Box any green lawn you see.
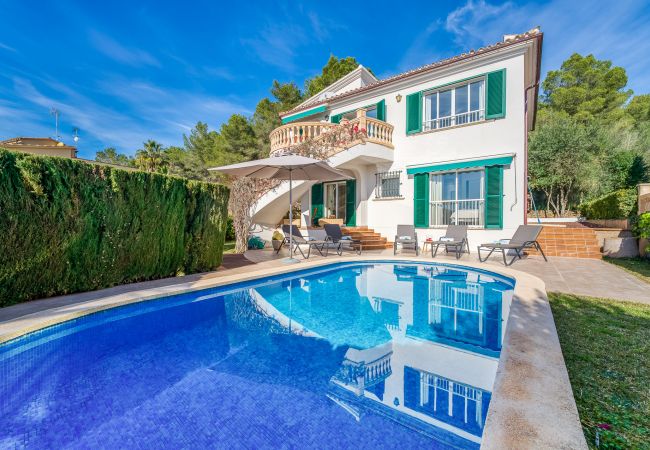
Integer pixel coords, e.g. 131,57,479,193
223,240,236,254
604,257,650,285
549,293,650,449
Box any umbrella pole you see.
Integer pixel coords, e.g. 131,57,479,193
285,168,299,264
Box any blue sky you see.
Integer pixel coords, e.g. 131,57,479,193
1,0,649,159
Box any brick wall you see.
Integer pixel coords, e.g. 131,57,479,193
527,225,602,259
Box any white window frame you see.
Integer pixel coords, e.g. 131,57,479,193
429,169,485,228
422,78,485,131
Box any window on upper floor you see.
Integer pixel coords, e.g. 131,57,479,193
423,79,485,131
375,171,402,198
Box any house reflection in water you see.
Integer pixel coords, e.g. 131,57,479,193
252,262,512,448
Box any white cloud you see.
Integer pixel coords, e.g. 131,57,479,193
241,24,307,72
308,12,330,42
89,30,160,68
10,75,251,154
441,0,650,93
0,42,17,53
396,20,443,73
445,0,513,47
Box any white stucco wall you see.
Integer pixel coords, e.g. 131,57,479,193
254,42,537,249
325,49,529,248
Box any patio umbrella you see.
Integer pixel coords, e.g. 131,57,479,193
209,154,352,263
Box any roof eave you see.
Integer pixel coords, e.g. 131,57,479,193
280,32,543,118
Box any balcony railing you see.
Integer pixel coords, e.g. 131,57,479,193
352,116,394,148
423,109,484,132
269,122,331,155
430,199,485,227
269,109,394,156
333,351,393,391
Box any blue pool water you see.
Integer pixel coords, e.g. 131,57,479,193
0,262,514,449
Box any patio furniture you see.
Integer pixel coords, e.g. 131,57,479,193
477,225,547,266
394,225,419,256
209,154,352,264
280,225,328,259
324,224,362,255
430,225,469,259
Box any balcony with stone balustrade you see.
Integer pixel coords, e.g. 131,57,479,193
269,108,394,157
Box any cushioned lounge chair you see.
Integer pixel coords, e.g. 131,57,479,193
324,224,362,255
477,225,547,266
394,224,419,256
430,225,469,259
279,225,328,259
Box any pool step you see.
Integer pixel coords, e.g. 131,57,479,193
342,227,393,250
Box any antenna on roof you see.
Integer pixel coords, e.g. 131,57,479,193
50,107,60,141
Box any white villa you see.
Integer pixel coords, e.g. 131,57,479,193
253,28,543,249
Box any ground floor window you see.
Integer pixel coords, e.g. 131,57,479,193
430,169,484,227
375,171,402,198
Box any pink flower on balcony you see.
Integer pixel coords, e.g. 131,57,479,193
359,128,366,134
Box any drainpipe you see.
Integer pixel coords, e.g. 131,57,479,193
524,83,538,225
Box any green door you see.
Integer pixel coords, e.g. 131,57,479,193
311,183,324,226
345,179,356,226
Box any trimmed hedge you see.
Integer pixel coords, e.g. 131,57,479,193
0,150,229,306
578,189,637,220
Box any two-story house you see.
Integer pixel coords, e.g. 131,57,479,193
253,28,543,249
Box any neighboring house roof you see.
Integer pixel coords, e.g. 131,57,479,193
0,137,77,152
280,28,543,119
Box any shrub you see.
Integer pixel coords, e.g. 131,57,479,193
0,150,229,306
634,212,650,254
578,189,637,219
225,216,235,241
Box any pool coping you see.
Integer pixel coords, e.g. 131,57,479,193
0,256,587,449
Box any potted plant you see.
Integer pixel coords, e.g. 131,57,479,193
271,230,284,251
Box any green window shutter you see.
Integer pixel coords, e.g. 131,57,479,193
330,113,342,124
311,183,324,226
345,179,356,226
484,166,503,229
376,99,386,121
405,92,422,134
486,69,506,119
413,173,429,227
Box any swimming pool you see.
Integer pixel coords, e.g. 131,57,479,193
0,261,514,449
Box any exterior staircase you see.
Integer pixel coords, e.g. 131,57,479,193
526,225,602,259
342,226,393,250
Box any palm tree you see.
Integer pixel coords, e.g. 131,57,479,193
135,140,167,173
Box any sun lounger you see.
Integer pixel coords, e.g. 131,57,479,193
280,225,328,259
430,225,469,259
394,224,419,256
477,225,547,266
324,224,362,255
